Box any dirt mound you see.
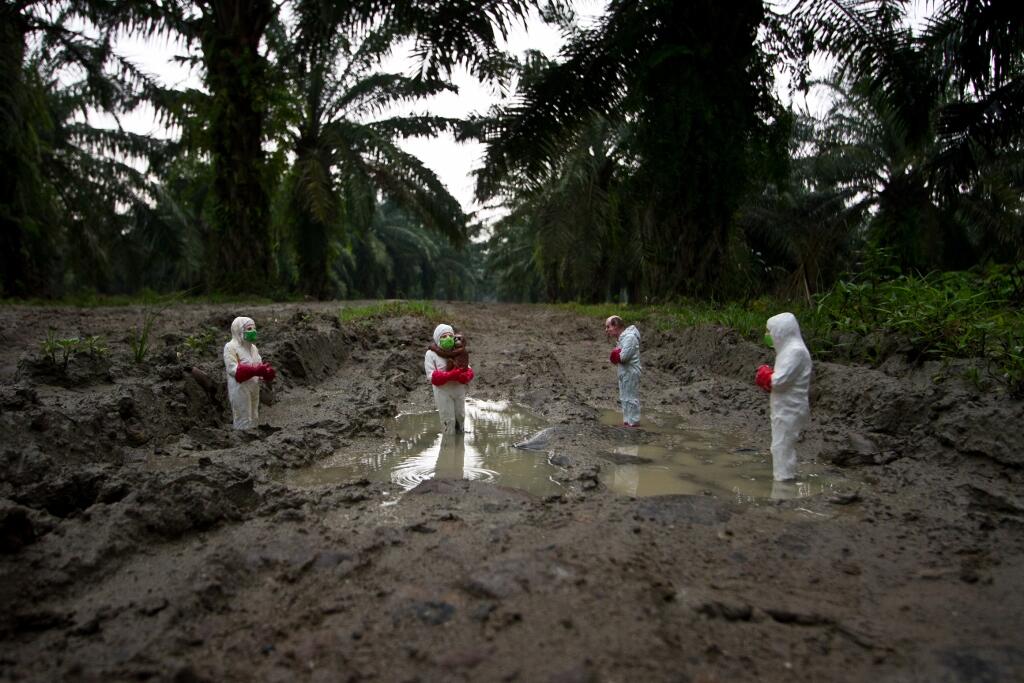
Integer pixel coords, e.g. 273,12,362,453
0,302,1021,682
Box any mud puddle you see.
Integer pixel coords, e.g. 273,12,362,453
597,409,852,502
280,398,562,496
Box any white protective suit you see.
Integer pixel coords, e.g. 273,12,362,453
616,325,642,425
223,316,263,430
766,312,812,481
424,323,467,434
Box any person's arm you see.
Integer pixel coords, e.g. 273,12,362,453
618,330,639,363
224,343,240,379
424,351,439,379
769,348,807,390
425,351,456,385
226,343,262,382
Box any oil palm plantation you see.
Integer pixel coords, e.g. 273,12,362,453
485,113,635,302
788,0,1024,269
278,9,472,299
478,0,788,300
110,0,551,294
1,1,169,297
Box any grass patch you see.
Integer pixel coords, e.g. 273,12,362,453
128,309,159,363
557,266,1024,395
805,268,1024,393
338,300,442,324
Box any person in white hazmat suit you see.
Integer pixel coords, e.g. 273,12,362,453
424,324,474,434
605,315,642,427
223,316,276,430
755,312,812,481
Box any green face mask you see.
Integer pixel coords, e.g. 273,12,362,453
439,336,455,351
763,332,773,348
244,329,258,343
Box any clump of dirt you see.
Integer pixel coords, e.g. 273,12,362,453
0,301,1022,682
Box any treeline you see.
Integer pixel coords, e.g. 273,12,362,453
481,0,1024,303
1,0,509,300
1,1,1021,303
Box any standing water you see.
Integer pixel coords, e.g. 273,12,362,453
280,398,563,496
596,409,852,502
279,403,853,503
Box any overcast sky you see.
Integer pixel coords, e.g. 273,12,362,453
108,1,931,219
110,8,587,221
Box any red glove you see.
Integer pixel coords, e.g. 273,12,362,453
458,367,474,384
755,364,773,392
235,363,259,382
258,363,276,382
431,369,459,386
610,348,621,364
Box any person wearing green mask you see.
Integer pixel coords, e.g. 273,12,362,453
424,323,474,434
224,316,276,429
755,312,812,480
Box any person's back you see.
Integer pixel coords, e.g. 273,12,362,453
617,325,642,372
605,316,642,427
756,312,812,480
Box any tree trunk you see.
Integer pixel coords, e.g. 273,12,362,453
200,0,275,293
0,8,41,297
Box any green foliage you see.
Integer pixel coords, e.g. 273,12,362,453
808,266,1024,393
6,291,281,308
40,331,108,372
128,310,159,364
562,264,1024,395
479,0,788,300
182,328,219,355
275,15,473,299
338,301,441,324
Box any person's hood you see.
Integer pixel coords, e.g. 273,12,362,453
231,316,255,345
766,312,802,348
624,324,640,340
433,323,454,346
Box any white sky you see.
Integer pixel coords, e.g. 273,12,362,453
105,1,932,219
108,8,586,221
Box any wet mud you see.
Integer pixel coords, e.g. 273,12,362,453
0,302,1022,682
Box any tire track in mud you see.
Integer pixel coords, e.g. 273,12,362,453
2,302,1023,682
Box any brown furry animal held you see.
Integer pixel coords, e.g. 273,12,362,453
428,332,469,370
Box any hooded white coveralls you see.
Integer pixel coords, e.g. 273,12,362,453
424,323,468,434
616,325,642,425
224,316,263,430
766,312,812,481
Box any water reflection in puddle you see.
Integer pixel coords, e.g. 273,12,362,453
597,409,851,502
281,398,563,496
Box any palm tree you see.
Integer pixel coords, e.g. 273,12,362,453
485,113,635,302
477,0,787,300
739,115,865,299
278,10,475,299
112,0,551,295
788,0,1024,269
1,1,167,297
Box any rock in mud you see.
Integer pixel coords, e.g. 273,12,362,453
0,500,36,553
514,425,570,451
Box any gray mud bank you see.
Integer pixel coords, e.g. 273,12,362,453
0,302,1022,682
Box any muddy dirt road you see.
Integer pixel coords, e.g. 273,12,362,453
1,301,1022,682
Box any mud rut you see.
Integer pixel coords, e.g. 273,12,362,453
0,301,1022,682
